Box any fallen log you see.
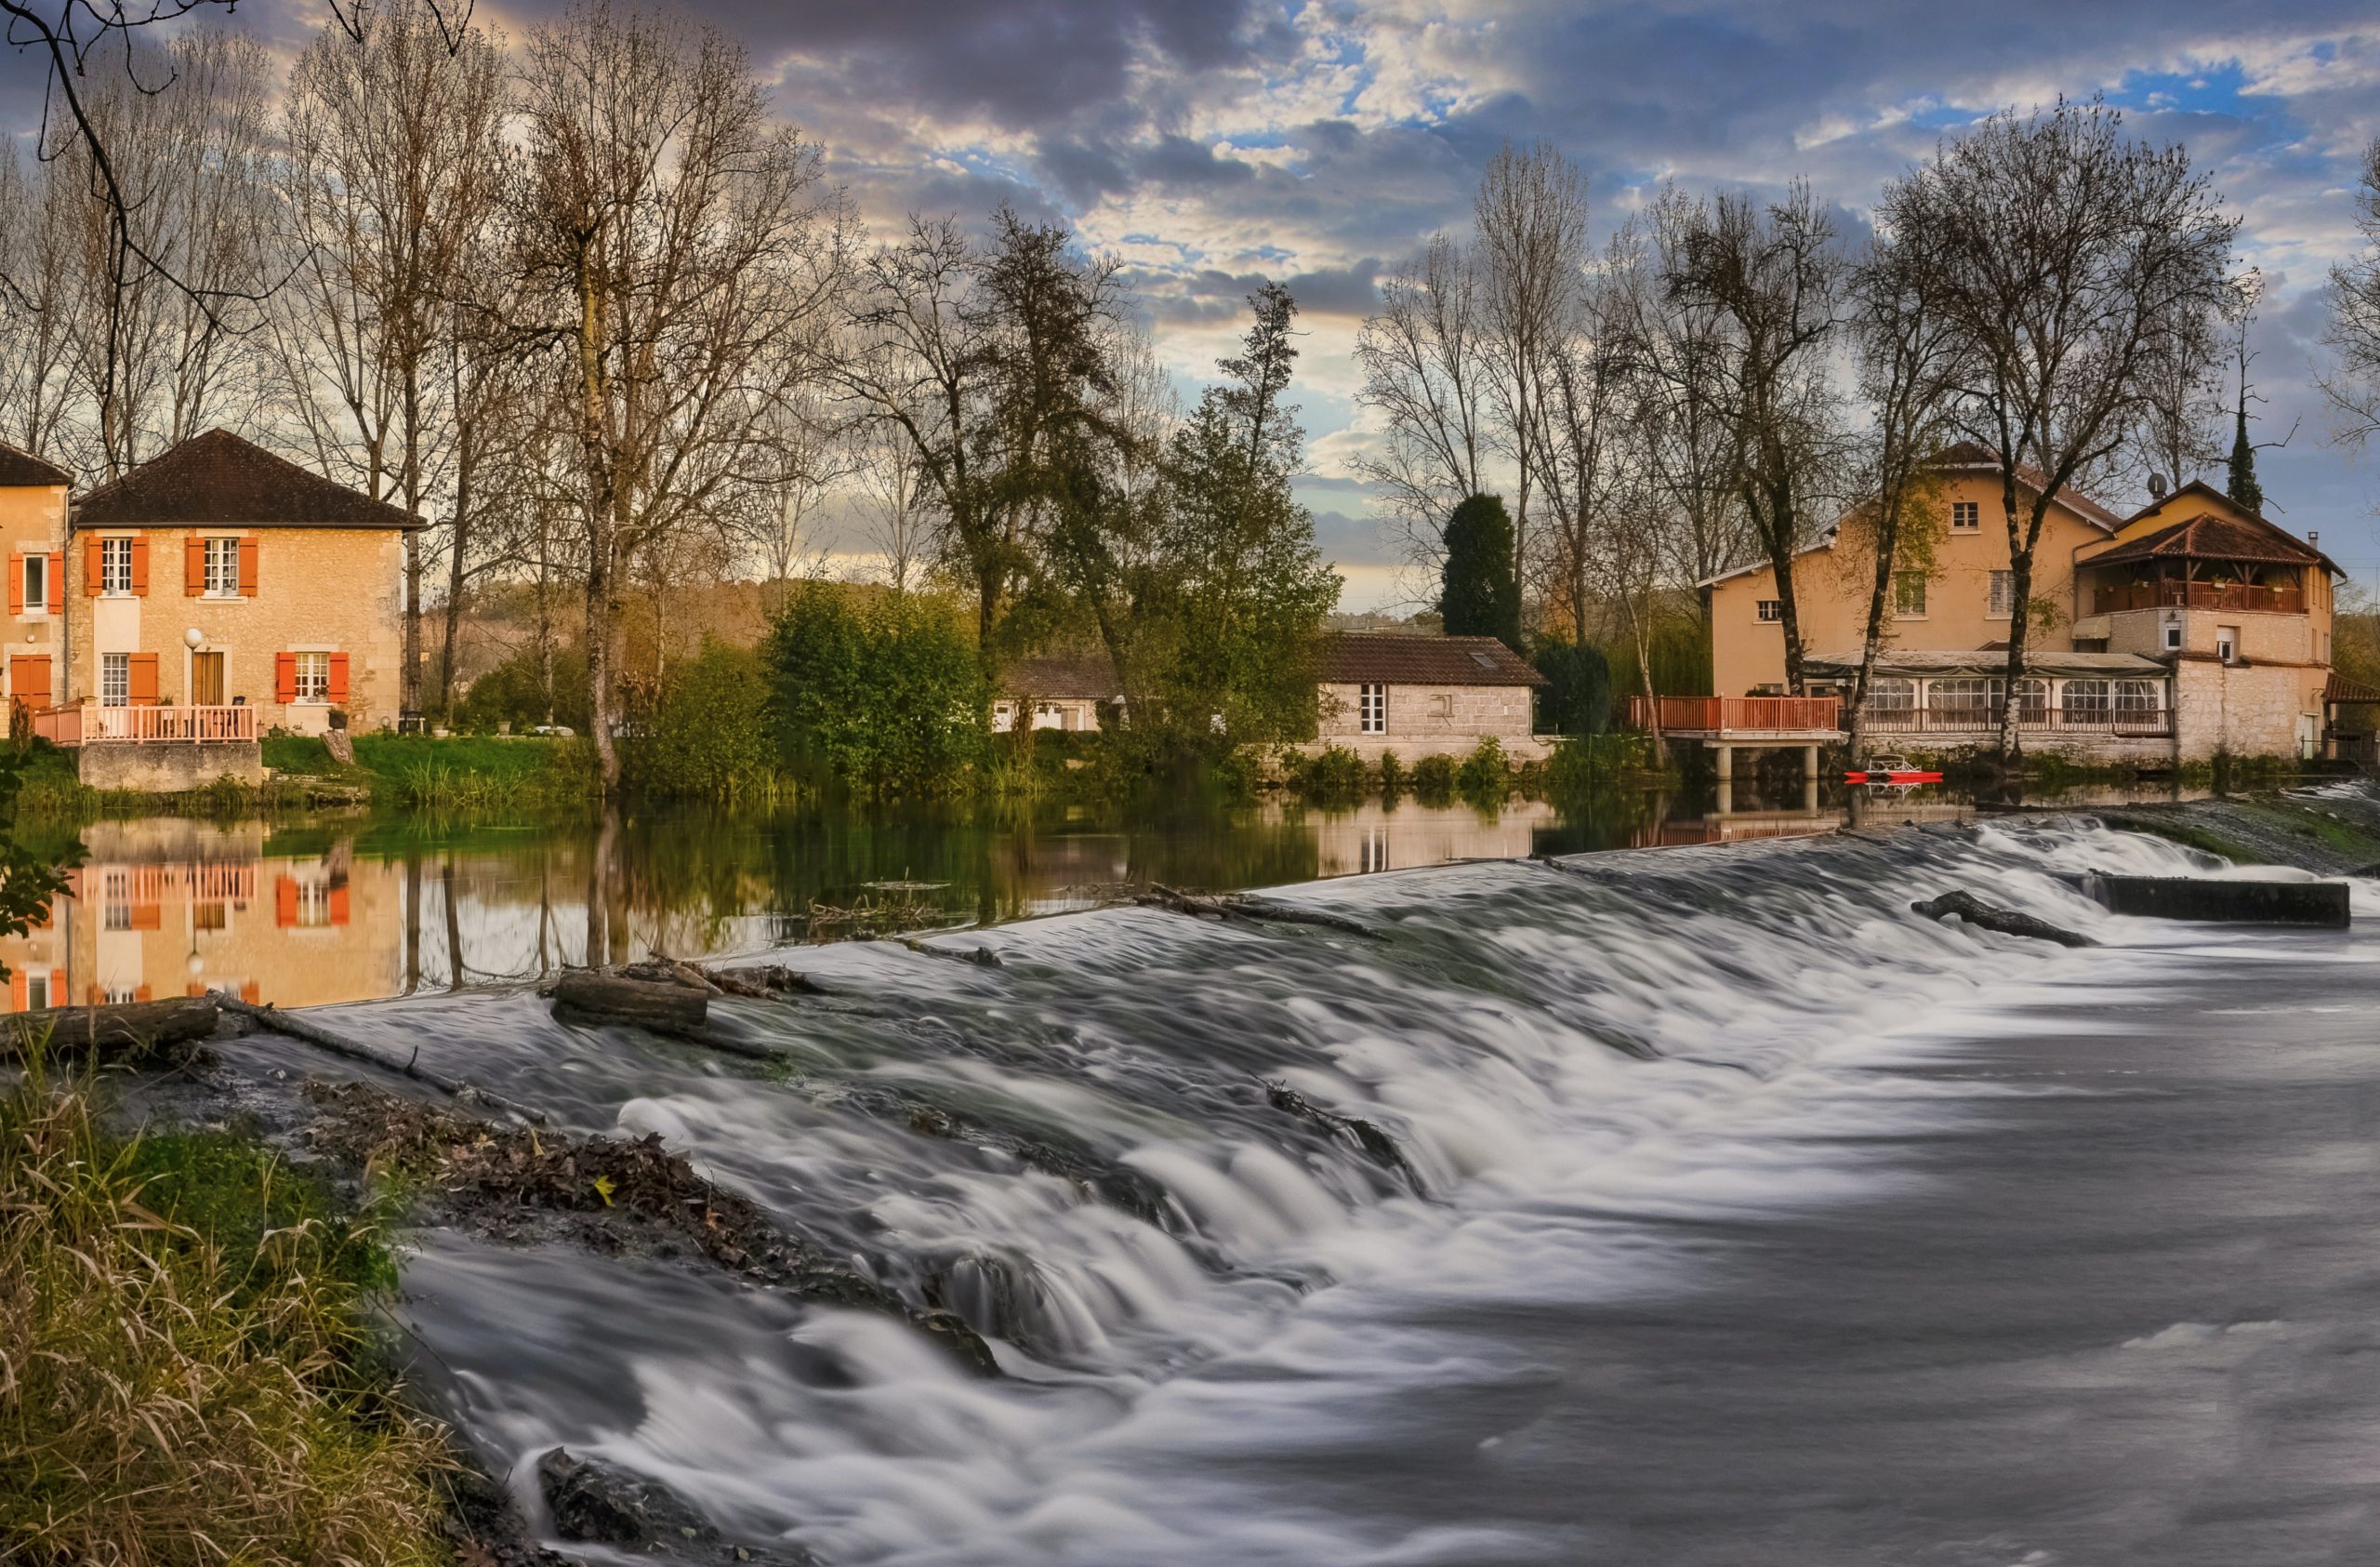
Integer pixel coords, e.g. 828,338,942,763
1143,884,1382,938
214,992,546,1123
2082,872,2350,928
1911,890,2097,949
1,996,219,1063
550,970,710,1038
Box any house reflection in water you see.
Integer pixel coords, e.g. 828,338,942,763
1309,801,1568,876
0,820,402,1012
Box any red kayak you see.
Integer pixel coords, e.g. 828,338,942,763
1844,755,1943,785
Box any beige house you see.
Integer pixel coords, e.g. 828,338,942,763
1315,632,1550,762
993,653,1120,734
1,431,422,786
1700,448,2340,763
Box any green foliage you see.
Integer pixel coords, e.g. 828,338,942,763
12,745,96,820
261,734,340,775
1410,753,1457,805
453,644,590,736
1534,639,1611,736
1544,732,1658,794
1439,493,1522,650
349,735,600,812
0,1059,450,1563
763,583,987,796
0,747,71,972
2227,401,2264,515
1376,750,1406,797
623,641,784,803
1290,745,1368,804
1600,610,1712,698
1455,737,1510,802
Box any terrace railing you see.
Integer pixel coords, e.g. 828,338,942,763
1624,696,1842,735
1858,702,2172,738
2092,581,2305,617
33,703,258,746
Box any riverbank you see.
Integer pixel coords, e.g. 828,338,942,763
12,780,2375,1563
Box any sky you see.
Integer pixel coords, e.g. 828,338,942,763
7,0,2380,610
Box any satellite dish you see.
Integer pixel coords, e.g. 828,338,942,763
2148,472,2170,498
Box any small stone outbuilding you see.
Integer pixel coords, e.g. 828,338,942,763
1313,633,1550,762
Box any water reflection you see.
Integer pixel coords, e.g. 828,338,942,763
0,780,2191,1013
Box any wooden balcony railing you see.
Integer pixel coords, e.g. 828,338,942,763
2092,581,2305,617
1625,695,1842,734
1858,702,2172,738
33,703,258,746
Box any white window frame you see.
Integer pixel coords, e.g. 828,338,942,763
2215,625,2239,663
1892,571,1928,618
20,553,46,617
2113,679,2161,714
1755,599,1783,623
99,537,133,596
2011,677,2050,723
100,652,129,708
2162,621,2184,652
203,536,241,597
293,650,332,705
1987,570,2015,619
1950,500,1980,532
1868,677,1915,713
2064,678,2111,717
1358,683,1387,735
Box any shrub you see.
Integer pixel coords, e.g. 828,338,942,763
763,584,985,796
1544,732,1655,794
1291,744,1368,804
1410,753,1457,804
452,644,589,735
1455,736,1510,802
0,1056,450,1563
1376,750,1405,797
623,640,783,803
1534,639,1611,736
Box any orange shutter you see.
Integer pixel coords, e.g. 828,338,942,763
8,972,23,1013
238,538,258,596
45,552,60,613
48,969,63,1004
329,883,350,925
185,538,205,595
240,980,260,1004
185,981,205,998
10,656,50,708
82,537,100,594
274,875,298,927
130,902,160,931
134,984,152,1003
7,560,20,617
126,653,158,706
274,652,297,703
326,652,350,704
128,538,148,595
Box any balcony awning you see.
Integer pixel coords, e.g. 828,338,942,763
1804,649,2168,681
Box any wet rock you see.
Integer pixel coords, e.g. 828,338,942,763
537,1448,814,1565
302,1081,999,1376
1263,1081,1427,1196
1910,890,2096,949
442,1458,573,1567
831,1082,1172,1227
2081,872,2350,928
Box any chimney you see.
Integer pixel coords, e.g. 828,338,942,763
2309,531,2320,548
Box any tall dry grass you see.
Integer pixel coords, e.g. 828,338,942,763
0,1051,453,1565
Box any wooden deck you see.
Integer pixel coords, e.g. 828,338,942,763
1625,695,1844,741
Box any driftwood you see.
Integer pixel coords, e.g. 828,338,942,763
551,971,709,1037
901,937,1003,968
2,997,219,1063
1911,891,2097,949
1142,884,1382,938
215,991,547,1123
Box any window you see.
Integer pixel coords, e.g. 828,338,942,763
1929,677,1996,719
23,973,46,1011
1358,826,1390,875
1893,572,1928,618
2064,678,2111,717
294,651,331,703
1868,677,1915,712
1358,683,1386,735
2162,621,2184,652
2012,677,2050,723
20,553,45,614
204,537,241,596
1988,570,2015,618
101,652,128,708
1950,500,1980,532
2114,679,2161,714
1756,599,1783,623
2215,625,2239,662
99,537,133,595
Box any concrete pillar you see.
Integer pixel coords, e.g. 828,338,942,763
1802,744,1818,777
1712,741,1733,783
1803,770,1819,815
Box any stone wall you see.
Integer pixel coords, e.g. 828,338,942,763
1314,680,1549,761
73,740,263,791
2171,659,2323,762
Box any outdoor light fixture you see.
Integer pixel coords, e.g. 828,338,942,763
184,626,205,649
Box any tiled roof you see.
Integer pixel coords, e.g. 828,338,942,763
0,441,70,487
1002,653,1121,699
2326,673,2380,705
1321,632,1548,687
73,429,427,532
1928,441,2123,530
2087,510,2331,571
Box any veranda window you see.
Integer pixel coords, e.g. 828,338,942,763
2113,679,2160,714
2012,678,2049,724
1928,678,1995,721
1867,677,1915,712
2064,679,2111,717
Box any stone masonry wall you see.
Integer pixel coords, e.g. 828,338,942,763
1314,681,1549,761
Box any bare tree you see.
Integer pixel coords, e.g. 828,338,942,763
271,0,508,716
747,392,847,593
857,419,927,592
1354,231,1490,560
1660,180,1848,695
2323,136,2380,455
1529,226,1631,646
509,0,845,790
1882,97,2240,761
1473,141,1588,613
0,144,86,464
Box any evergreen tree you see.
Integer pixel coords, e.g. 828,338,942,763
1439,492,1522,651
2226,393,2265,514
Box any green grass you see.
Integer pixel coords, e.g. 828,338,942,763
265,733,602,813
0,1053,452,1563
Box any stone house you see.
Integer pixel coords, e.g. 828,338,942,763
1314,632,1550,762
992,653,1122,734
1699,447,2341,764
0,430,422,788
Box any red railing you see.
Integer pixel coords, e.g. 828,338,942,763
1625,695,1841,734
33,704,257,746
2092,581,2305,616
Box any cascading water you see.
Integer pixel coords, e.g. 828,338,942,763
344,809,2374,1565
